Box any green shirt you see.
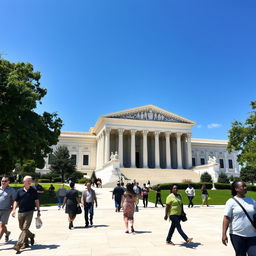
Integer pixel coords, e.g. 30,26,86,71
166,193,183,216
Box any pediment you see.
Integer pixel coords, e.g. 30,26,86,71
103,105,195,125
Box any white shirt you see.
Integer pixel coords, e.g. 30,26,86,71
224,196,256,237
86,189,93,203
185,187,195,197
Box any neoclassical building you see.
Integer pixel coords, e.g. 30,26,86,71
41,105,239,184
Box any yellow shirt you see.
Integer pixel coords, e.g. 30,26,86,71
166,193,183,216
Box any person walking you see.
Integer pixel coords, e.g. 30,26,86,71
56,184,67,210
81,181,97,227
185,184,195,208
0,176,16,243
11,176,41,252
133,182,141,212
201,184,209,207
122,183,136,233
33,179,44,195
164,184,193,245
112,182,124,212
222,180,256,255
141,183,149,208
62,182,80,229
155,184,164,207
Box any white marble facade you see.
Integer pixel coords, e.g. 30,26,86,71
41,105,239,176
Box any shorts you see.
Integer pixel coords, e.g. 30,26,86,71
0,209,11,224
202,194,208,201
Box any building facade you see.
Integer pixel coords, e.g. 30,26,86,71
41,105,239,183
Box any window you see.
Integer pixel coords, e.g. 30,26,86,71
219,159,224,168
228,159,233,169
200,158,205,165
192,158,196,166
83,155,89,166
71,154,77,165
48,154,54,165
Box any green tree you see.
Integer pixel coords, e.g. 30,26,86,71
240,166,256,184
217,172,230,183
50,146,76,182
200,172,213,183
0,58,62,174
227,101,256,169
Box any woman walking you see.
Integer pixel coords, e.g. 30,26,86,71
164,184,193,245
62,182,80,229
222,180,256,255
201,184,209,207
122,183,136,233
141,183,149,208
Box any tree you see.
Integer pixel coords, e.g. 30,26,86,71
200,172,213,183
217,172,230,183
240,166,256,185
0,58,62,174
50,146,76,182
227,101,256,169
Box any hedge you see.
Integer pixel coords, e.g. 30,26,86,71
78,177,90,184
152,182,256,191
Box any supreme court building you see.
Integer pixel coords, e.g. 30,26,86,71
41,105,239,184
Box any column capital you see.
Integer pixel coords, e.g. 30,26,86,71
154,131,160,136
105,128,111,134
143,130,148,136
186,133,192,138
131,129,136,135
165,131,171,137
118,128,124,135
176,132,182,138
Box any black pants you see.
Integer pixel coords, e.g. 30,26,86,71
84,203,94,226
230,234,256,256
166,215,188,242
187,196,194,208
143,195,148,207
155,194,164,207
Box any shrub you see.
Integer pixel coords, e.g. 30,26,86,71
78,177,90,184
38,179,50,183
200,172,213,183
68,171,84,182
218,173,230,183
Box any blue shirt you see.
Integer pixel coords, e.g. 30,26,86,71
0,186,16,210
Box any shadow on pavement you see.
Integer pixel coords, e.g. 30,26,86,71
74,224,109,229
179,242,202,249
133,231,152,234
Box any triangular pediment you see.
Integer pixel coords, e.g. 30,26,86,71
103,105,195,125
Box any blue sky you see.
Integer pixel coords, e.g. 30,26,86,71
1,0,255,140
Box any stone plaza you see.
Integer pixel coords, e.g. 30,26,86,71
0,186,234,256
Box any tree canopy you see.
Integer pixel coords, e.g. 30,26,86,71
227,101,256,169
0,58,62,174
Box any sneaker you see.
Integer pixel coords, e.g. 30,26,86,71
131,226,135,233
125,230,129,233
5,231,11,242
30,234,35,246
166,241,175,245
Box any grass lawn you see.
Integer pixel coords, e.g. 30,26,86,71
10,183,70,206
148,189,256,205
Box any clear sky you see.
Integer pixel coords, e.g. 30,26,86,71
1,0,256,140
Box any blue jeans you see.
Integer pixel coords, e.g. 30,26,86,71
84,203,94,226
58,196,65,208
115,199,122,211
230,234,256,256
166,215,188,242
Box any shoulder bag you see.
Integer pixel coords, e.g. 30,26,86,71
232,197,256,229
176,194,187,222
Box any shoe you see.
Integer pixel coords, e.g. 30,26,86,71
12,245,22,251
166,241,175,245
125,230,129,233
20,244,30,249
90,221,93,226
131,226,135,233
186,238,193,243
30,234,35,246
5,231,11,242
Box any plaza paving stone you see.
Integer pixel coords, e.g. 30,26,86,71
0,186,234,256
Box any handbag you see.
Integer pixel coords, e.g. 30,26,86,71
35,217,43,229
172,194,187,222
232,197,256,229
76,205,82,214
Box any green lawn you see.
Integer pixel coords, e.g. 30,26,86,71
10,183,70,206
148,189,256,205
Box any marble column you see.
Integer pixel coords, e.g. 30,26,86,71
165,132,171,169
196,151,200,166
96,136,100,169
104,128,110,163
224,152,229,173
186,133,192,168
155,131,160,168
176,133,182,169
143,130,148,168
130,129,136,168
118,129,124,168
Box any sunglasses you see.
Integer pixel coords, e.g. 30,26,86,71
1,180,8,182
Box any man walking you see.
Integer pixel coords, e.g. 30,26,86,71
56,184,67,210
12,176,41,251
81,181,97,227
0,176,16,242
112,182,124,212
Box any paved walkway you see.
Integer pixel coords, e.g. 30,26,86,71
0,187,234,256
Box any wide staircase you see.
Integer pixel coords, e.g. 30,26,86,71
120,168,200,186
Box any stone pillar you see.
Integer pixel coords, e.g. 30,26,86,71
176,133,182,169
143,130,148,168
118,129,124,168
130,129,136,168
104,128,111,163
96,136,100,169
155,131,160,168
224,152,229,173
186,133,192,168
165,132,171,169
